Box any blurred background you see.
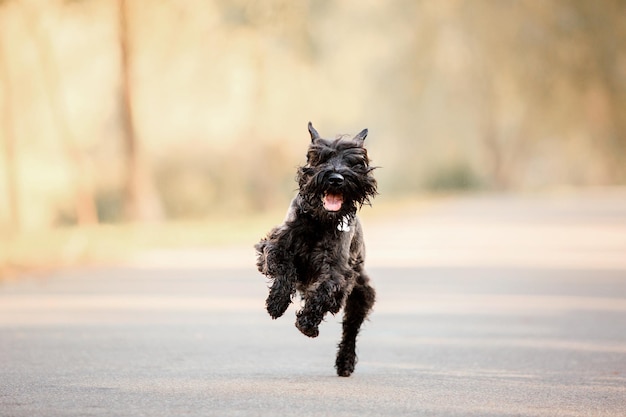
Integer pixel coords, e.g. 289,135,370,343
1,0,625,275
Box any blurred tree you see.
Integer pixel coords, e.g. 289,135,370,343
19,2,99,225
2,0,625,228
571,0,626,181
118,0,163,222
0,25,19,234
454,0,626,187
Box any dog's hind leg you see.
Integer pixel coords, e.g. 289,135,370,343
335,270,376,377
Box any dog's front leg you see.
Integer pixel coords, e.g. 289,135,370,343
296,264,350,338
256,238,297,319
266,266,297,319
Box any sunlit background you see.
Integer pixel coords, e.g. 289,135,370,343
1,0,625,274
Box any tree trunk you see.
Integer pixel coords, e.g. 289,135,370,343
20,3,98,226
0,32,19,234
118,0,163,222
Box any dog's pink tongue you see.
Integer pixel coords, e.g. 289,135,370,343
323,193,343,211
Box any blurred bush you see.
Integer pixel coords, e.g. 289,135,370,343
153,141,296,219
425,162,482,192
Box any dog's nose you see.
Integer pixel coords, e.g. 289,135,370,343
328,172,344,186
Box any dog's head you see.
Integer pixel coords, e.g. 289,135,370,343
297,122,378,220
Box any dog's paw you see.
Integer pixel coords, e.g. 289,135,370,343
335,350,356,377
316,281,346,315
336,362,354,377
266,293,291,319
265,279,295,319
295,312,320,338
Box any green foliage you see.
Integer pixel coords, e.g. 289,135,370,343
424,163,482,192
95,189,125,224
153,142,296,219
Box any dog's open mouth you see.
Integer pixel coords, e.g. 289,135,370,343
323,192,343,212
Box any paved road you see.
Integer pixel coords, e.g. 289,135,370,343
1,193,626,416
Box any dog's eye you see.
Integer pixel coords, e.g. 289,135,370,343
348,157,367,169
309,149,334,165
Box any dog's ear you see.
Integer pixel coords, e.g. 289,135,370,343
308,122,320,142
353,128,368,144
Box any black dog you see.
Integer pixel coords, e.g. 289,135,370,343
255,122,377,377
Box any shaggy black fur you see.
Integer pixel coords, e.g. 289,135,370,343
255,122,377,377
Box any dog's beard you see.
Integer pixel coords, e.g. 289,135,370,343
297,166,377,220
323,192,343,212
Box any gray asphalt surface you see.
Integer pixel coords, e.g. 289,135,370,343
2,193,626,416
